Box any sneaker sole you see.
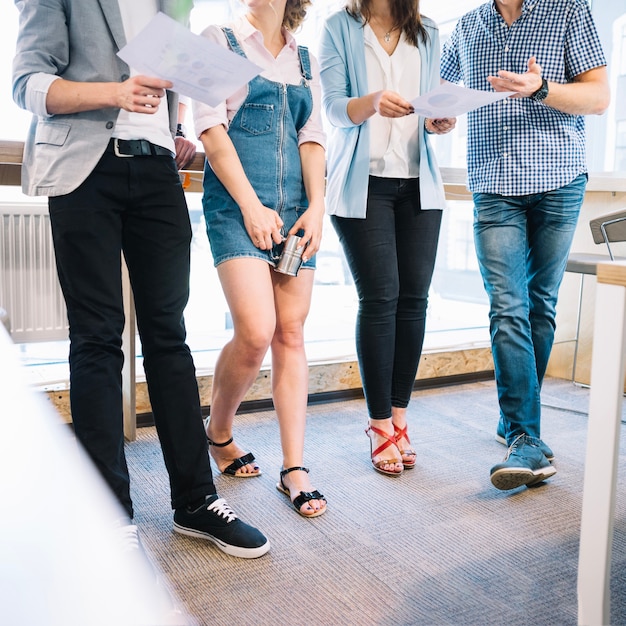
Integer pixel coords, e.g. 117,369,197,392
494,434,555,462
495,433,507,447
172,523,270,559
490,465,557,491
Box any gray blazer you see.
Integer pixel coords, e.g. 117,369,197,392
12,0,191,197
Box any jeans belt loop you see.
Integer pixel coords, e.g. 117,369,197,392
113,138,134,158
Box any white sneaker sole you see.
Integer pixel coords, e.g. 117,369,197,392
173,523,270,559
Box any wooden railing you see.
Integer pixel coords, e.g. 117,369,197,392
0,140,24,187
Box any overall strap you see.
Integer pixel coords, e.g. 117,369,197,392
297,45,312,82
221,27,246,57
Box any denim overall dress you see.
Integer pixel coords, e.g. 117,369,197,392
202,27,316,270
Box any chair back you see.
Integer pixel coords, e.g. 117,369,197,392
589,209,626,260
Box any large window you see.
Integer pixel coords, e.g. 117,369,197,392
183,0,493,374
2,0,624,385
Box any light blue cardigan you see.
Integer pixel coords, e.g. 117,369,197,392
319,9,446,218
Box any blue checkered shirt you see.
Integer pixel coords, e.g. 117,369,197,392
440,0,606,196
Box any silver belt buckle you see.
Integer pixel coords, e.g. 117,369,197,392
113,138,134,158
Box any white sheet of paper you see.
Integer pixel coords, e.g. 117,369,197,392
410,82,514,118
117,12,262,107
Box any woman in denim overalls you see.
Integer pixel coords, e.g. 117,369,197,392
194,0,327,518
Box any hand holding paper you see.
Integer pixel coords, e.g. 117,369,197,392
410,82,513,118
117,12,262,107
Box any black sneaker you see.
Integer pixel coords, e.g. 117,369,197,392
490,433,557,490
495,417,555,462
173,495,270,559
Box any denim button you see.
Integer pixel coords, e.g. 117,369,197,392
106,121,114,129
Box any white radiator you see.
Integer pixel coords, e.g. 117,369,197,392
0,201,68,342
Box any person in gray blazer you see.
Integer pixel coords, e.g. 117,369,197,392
12,0,269,559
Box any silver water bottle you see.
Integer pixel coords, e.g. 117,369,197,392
274,234,304,276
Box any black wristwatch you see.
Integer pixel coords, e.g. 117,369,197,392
529,78,549,102
175,123,187,138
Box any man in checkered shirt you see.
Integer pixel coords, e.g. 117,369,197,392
441,0,609,491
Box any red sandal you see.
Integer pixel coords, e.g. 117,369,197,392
365,425,403,476
393,424,417,469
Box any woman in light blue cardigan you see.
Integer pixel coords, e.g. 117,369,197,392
319,0,455,476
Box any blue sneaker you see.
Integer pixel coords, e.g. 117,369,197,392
490,434,557,490
496,417,555,462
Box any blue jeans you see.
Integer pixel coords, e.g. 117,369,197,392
332,176,442,419
473,174,587,443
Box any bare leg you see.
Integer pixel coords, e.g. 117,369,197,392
207,258,276,476
271,269,325,515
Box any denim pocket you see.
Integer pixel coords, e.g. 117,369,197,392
239,103,274,135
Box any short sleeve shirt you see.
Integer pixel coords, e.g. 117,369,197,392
440,0,606,195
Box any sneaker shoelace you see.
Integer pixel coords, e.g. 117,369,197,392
503,433,526,460
207,498,237,522
206,497,238,523
115,524,140,552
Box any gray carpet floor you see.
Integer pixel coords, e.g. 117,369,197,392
126,377,626,626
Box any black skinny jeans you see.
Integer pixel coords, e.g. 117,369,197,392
49,149,216,518
332,176,442,419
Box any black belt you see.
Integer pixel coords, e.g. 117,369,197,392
107,138,174,158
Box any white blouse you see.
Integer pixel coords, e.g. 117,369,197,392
364,24,421,179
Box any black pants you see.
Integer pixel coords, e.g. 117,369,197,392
49,150,215,518
332,176,442,419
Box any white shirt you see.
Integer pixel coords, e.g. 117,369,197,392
364,25,421,178
114,0,175,151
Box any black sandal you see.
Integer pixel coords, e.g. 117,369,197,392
276,466,327,518
207,435,261,478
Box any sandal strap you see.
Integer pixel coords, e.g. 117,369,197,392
222,452,256,475
366,425,398,459
279,466,309,491
206,436,234,448
279,466,309,479
292,490,325,511
393,424,416,455
393,424,411,444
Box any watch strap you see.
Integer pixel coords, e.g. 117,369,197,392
529,78,549,102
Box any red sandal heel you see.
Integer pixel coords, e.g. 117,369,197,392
365,425,403,476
